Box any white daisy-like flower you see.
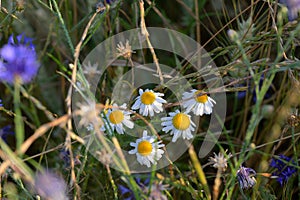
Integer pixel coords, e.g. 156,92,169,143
161,110,196,142
182,89,216,116
128,130,165,167
131,89,167,117
101,103,134,134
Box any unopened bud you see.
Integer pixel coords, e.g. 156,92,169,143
261,104,274,119
227,29,239,41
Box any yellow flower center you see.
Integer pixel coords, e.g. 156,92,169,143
137,141,153,156
141,91,156,105
172,113,190,130
194,90,208,103
109,110,124,124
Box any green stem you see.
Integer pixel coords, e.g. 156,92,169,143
14,79,24,153
189,145,211,200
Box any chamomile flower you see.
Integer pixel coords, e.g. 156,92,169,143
161,110,196,142
131,89,167,117
129,130,165,167
101,103,134,134
182,89,216,116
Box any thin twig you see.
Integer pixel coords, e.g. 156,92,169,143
139,0,164,84
65,7,105,199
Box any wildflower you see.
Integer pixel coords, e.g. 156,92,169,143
227,29,239,41
182,89,216,116
287,113,300,127
118,176,167,200
270,155,297,185
131,89,167,117
118,176,150,200
77,101,103,128
236,166,256,190
83,61,101,76
129,130,165,167
34,171,68,200
280,0,300,20
209,150,232,171
0,99,3,107
237,75,273,103
118,184,136,200
59,149,81,168
0,34,39,84
148,182,168,200
96,149,113,165
101,103,134,134
116,40,135,60
95,2,106,13
0,125,14,143
161,110,196,142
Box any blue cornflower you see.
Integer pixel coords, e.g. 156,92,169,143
118,176,167,200
59,148,81,168
0,125,15,143
280,0,300,20
237,75,273,103
0,34,39,84
236,166,256,190
118,177,149,200
270,155,297,185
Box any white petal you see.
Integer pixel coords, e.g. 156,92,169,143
152,101,163,112
208,97,216,104
130,142,137,147
128,149,136,154
162,125,173,133
139,88,144,95
172,132,181,142
131,99,141,110
156,97,167,104
115,124,124,134
198,103,204,116
161,116,172,121
123,119,134,129
161,120,173,126
147,105,154,116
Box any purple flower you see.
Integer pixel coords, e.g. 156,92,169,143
237,75,273,103
59,148,81,168
0,99,3,107
0,34,39,84
34,171,68,200
236,166,256,190
118,176,167,200
118,177,149,200
280,0,300,20
0,125,14,143
95,0,120,11
270,155,297,185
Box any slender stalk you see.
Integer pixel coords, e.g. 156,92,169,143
189,145,211,200
213,168,222,200
105,164,118,200
14,79,24,153
139,0,164,84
